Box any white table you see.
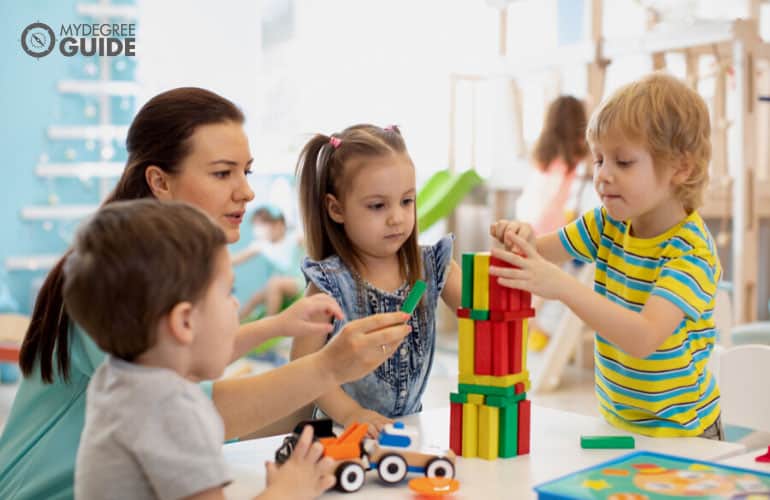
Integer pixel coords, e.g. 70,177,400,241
223,405,746,499
720,448,770,472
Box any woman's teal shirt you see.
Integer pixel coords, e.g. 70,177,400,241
0,326,213,499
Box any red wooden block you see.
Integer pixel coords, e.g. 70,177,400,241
515,382,525,394
450,402,463,455
520,290,532,308
518,399,531,455
509,320,523,375
456,307,471,318
491,321,509,376
508,288,521,311
489,309,536,322
474,321,492,375
489,256,509,311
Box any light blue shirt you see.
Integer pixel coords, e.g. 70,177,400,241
302,235,453,417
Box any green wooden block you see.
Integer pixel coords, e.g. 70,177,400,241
580,435,635,449
499,403,519,458
486,392,526,408
449,392,468,404
401,280,426,315
469,309,490,321
461,253,474,308
458,383,516,397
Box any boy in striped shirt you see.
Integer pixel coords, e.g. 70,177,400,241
489,72,723,438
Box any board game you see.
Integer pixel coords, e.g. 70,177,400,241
534,451,770,499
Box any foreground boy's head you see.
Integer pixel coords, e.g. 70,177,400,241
587,72,711,217
63,199,238,380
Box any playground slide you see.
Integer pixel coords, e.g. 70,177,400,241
417,169,482,232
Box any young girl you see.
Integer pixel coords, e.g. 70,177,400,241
292,124,462,435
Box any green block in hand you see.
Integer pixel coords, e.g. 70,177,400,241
401,280,427,315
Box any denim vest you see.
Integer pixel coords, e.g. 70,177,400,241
302,235,454,417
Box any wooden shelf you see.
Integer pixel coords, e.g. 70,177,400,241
21,205,98,221
36,162,124,179
5,254,60,272
58,80,139,96
47,125,128,141
75,3,138,19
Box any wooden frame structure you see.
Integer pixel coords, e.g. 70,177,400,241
447,0,770,323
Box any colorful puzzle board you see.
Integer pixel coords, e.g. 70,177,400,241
534,451,770,499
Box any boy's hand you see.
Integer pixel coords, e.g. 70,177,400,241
263,425,335,500
320,312,411,385
342,407,393,439
489,234,566,300
277,294,344,338
489,220,536,253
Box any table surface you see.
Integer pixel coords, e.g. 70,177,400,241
719,447,770,472
223,405,748,499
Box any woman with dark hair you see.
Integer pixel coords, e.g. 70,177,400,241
0,88,411,499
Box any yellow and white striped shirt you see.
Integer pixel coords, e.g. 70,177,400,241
560,207,721,437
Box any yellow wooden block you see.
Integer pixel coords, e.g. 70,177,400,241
478,405,499,460
458,318,475,376
467,394,485,405
473,253,490,310
522,319,529,372
459,371,530,388
462,403,478,457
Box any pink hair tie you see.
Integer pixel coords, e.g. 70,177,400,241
329,136,341,149
384,125,396,131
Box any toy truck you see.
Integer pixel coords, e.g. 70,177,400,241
275,419,456,493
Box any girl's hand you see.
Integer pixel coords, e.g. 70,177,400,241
489,220,536,253
488,234,567,301
342,407,393,439
264,425,335,499
277,294,345,338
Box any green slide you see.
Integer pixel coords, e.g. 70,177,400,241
417,168,482,232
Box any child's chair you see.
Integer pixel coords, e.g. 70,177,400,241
715,344,770,434
0,313,29,383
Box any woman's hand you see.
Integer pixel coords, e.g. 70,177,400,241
488,234,567,301
320,312,411,385
276,294,344,338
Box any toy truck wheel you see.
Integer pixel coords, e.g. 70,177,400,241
425,457,455,479
377,453,408,484
335,462,366,493
274,435,297,465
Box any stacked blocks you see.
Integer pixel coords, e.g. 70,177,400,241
449,252,534,459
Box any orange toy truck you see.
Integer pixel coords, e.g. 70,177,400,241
275,419,456,493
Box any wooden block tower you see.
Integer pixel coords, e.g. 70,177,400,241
449,252,534,459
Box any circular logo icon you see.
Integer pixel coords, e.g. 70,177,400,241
21,22,56,59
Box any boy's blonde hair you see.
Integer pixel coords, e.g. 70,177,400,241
587,72,711,212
